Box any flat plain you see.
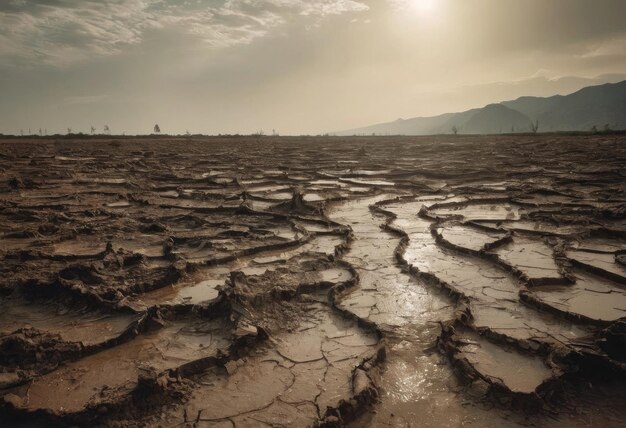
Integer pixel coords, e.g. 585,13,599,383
0,135,625,427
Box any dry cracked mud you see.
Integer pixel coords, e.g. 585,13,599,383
0,134,625,427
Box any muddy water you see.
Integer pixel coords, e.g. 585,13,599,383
328,196,513,427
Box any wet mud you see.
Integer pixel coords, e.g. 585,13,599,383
1,135,625,427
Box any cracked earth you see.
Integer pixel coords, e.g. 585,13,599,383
0,135,625,427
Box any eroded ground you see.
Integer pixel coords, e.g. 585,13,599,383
0,135,625,427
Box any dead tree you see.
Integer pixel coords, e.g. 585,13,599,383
530,120,539,134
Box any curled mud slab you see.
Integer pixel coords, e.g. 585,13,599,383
453,329,555,395
1,135,626,427
490,236,568,286
527,270,626,324
6,312,233,416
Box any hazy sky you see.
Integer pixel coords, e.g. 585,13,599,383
1,0,625,135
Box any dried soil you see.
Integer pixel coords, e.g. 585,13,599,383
1,135,625,427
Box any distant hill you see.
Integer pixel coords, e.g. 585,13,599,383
335,80,626,135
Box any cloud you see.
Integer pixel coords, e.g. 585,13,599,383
0,0,369,66
579,34,626,59
0,0,156,66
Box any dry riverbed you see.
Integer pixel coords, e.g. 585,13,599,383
0,135,625,427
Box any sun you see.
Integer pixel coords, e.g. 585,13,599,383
409,0,437,14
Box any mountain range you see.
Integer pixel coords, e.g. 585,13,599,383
334,80,626,135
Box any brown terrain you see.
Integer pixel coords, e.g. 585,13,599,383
0,135,625,427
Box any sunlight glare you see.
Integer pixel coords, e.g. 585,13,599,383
410,0,437,14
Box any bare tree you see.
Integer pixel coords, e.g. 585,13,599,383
154,124,161,134
530,120,539,134
451,125,458,135
67,127,72,135
90,125,96,135
39,128,42,136
104,125,110,134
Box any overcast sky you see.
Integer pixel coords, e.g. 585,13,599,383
1,0,625,135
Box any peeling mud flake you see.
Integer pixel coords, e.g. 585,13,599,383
567,249,626,284
471,302,591,347
569,238,626,253
5,315,232,415
340,178,395,187
491,236,566,285
252,234,344,264
529,270,626,323
136,269,227,307
51,237,108,257
491,220,583,237
0,298,140,347
437,223,508,252
430,202,522,221
112,235,165,258
303,192,327,202
455,330,554,395
106,200,131,208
